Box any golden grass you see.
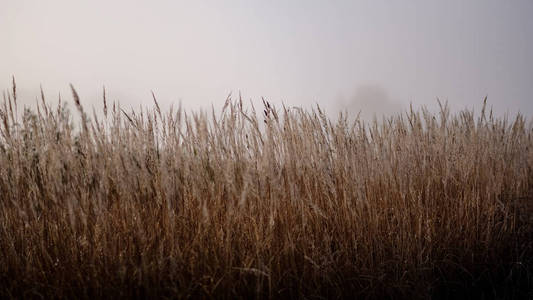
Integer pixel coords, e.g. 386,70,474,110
0,81,532,299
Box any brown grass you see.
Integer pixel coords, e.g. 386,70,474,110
0,82,532,299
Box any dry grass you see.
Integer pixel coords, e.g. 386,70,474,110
0,81,532,299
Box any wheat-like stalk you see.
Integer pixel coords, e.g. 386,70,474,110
0,81,531,299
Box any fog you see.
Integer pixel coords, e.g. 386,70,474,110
1,0,532,119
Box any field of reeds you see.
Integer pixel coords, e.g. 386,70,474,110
0,81,532,299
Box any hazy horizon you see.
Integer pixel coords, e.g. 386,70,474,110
2,0,532,119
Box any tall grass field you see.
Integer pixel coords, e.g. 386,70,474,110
1,81,532,299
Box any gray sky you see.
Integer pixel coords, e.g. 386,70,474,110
1,0,532,118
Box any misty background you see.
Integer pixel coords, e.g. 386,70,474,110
1,0,532,120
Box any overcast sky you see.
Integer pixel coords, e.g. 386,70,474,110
1,0,532,118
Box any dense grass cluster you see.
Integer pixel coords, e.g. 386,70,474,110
0,82,532,299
